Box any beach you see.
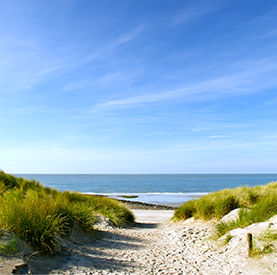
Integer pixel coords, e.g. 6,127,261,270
6,204,277,275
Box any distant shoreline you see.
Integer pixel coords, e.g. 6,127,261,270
89,192,205,208
117,198,177,210
91,194,177,209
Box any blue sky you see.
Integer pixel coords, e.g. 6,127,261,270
0,0,277,173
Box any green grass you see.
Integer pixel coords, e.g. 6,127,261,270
174,181,277,240
223,233,233,246
0,171,134,254
0,235,18,257
215,193,277,238
174,190,241,221
249,229,277,257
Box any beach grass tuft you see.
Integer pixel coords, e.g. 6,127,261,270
248,229,277,257
174,181,277,240
0,171,134,254
0,235,18,257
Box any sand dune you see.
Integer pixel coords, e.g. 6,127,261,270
3,209,277,274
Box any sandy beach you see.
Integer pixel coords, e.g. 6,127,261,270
3,207,275,275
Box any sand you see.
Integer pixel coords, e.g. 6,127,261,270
132,209,175,223
2,209,277,274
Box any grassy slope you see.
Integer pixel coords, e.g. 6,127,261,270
173,181,277,238
0,171,134,254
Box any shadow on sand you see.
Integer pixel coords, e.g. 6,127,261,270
22,221,159,274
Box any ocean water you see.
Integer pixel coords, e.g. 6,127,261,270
15,174,277,206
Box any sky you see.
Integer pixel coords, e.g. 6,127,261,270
0,0,277,174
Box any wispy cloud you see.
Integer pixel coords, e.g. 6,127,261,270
37,64,67,75
98,73,123,83
111,25,145,47
0,24,145,94
85,25,145,61
96,71,140,84
63,81,92,91
191,127,206,132
87,57,277,113
88,89,180,113
2,0,277,174
209,135,233,139
171,3,218,26
0,38,72,93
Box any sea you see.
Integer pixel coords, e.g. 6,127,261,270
15,174,277,207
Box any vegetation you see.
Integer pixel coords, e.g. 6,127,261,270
119,195,139,199
223,233,233,246
174,181,277,239
0,234,18,257
0,171,134,254
250,229,277,257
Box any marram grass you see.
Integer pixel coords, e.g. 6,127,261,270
215,192,277,238
174,181,277,239
0,171,134,254
248,229,277,257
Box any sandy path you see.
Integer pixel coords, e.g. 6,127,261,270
3,210,277,274
23,210,275,275
132,209,175,223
